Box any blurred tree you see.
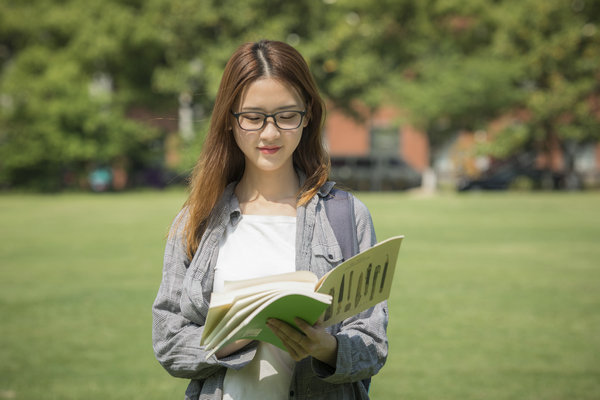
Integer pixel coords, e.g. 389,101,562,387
370,0,525,185
0,0,398,189
373,0,600,187
490,0,600,188
0,0,163,190
2,0,597,190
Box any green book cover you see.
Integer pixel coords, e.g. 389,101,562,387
205,292,331,357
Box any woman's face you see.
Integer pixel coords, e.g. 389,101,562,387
232,77,307,175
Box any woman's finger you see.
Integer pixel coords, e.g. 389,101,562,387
267,319,308,360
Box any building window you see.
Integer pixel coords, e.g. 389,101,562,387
370,125,400,156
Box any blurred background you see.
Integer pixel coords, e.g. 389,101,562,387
1,0,598,193
1,1,600,400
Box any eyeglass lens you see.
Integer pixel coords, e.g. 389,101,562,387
237,111,303,131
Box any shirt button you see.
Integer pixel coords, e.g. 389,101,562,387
328,254,333,259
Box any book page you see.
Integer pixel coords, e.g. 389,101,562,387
202,272,319,347
209,278,317,308
201,290,279,346
316,236,403,326
203,291,281,349
205,291,332,358
223,270,318,291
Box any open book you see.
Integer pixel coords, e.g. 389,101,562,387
200,235,404,357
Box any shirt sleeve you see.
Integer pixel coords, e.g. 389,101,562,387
151,211,257,380
312,195,389,384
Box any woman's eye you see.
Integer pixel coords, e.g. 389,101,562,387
243,114,263,121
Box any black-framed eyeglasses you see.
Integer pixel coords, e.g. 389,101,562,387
230,110,306,131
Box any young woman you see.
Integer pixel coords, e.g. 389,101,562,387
152,39,388,400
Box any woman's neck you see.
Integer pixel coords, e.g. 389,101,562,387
235,165,300,216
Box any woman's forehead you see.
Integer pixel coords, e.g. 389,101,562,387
237,77,305,110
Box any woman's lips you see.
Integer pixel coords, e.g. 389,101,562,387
258,146,281,154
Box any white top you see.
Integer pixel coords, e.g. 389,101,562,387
214,214,297,400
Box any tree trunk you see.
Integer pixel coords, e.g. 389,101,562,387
561,139,581,190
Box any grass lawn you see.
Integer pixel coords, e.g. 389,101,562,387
1,190,599,399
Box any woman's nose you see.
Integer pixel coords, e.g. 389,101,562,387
260,117,281,139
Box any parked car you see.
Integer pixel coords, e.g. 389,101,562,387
330,156,422,191
457,162,565,191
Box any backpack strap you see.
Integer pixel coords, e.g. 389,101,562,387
323,187,371,393
323,188,358,262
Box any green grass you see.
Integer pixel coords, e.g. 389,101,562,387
1,190,599,399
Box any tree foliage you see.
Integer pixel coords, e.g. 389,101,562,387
0,0,394,189
1,0,598,190
0,0,163,190
382,0,600,165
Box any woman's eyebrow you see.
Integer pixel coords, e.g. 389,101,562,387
240,104,302,112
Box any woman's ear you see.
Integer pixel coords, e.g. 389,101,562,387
303,108,311,128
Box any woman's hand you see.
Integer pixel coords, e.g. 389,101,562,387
266,318,338,367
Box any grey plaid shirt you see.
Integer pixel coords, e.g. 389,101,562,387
152,181,388,399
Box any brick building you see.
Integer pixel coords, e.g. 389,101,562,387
324,104,600,190
324,105,426,191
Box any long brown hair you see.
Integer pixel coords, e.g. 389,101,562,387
179,40,329,260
